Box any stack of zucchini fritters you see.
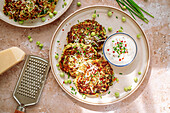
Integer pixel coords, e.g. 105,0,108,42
59,20,115,96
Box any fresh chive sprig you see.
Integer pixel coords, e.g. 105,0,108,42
116,0,154,23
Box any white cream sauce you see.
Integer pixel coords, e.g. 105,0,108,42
104,34,137,66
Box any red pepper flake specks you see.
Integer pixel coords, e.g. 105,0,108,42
121,41,123,43
113,51,115,53
124,41,126,43
116,31,119,33
63,81,65,84
107,49,109,51
119,59,121,61
112,12,114,14
113,77,117,81
125,44,127,47
117,42,119,44
62,29,64,31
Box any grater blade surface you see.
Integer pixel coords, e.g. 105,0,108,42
13,55,50,107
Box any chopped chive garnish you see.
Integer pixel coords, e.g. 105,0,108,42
94,10,96,14
108,91,111,94
68,73,70,78
62,4,64,8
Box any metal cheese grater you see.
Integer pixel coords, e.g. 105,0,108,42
13,55,50,113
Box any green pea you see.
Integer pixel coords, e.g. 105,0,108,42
137,34,141,39
108,27,112,32
122,17,126,22
19,20,24,25
41,17,46,22
124,87,128,92
127,86,132,91
82,95,86,99
91,32,95,36
138,72,141,75
36,41,40,46
28,36,31,39
77,2,81,7
134,77,138,83
60,72,65,77
29,38,33,42
64,80,68,84
53,11,58,15
122,6,126,10
118,29,123,32
107,11,112,17
115,92,119,98
92,14,96,19
39,44,43,47
49,12,53,18
67,79,72,84
55,54,59,59
64,2,67,6
56,63,60,67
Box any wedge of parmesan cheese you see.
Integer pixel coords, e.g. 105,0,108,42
0,47,25,75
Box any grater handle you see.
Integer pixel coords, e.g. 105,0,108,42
14,106,25,113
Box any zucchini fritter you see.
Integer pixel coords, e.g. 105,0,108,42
59,43,101,78
75,59,115,95
3,0,58,21
67,20,107,51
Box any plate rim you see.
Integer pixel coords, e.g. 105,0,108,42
0,0,73,28
49,5,150,105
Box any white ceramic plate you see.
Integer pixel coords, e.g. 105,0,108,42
49,5,150,105
0,0,73,28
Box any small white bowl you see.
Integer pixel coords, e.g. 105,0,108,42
103,33,137,67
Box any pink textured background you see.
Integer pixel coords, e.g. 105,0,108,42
0,0,169,113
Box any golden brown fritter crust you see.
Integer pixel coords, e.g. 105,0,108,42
75,58,115,95
67,20,107,51
59,43,101,78
3,0,58,21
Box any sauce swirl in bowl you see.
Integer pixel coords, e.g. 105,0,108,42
103,33,137,67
